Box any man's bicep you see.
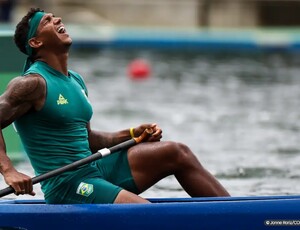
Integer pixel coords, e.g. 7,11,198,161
0,76,41,128
6,75,44,105
0,93,31,129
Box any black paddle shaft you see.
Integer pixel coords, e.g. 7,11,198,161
0,128,152,198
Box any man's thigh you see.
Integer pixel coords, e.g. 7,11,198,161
95,149,140,194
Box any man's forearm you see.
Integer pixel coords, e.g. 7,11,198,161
88,129,131,153
0,130,14,175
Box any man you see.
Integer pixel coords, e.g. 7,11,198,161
0,8,229,204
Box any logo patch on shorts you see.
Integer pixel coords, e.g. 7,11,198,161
76,182,94,197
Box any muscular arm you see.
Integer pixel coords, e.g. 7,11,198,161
0,74,45,194
87,123,163,153
0,75,45,126
87,123,131,153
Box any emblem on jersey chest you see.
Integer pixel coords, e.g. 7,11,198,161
57,94,68,105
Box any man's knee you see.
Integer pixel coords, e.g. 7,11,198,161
166,141,197,167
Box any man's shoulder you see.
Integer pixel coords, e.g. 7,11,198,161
69,69,83,79
68,70,87,88
7,74,45,95
10,73,43,84
20,73,45,86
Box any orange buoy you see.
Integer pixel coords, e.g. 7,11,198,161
127,59,151,80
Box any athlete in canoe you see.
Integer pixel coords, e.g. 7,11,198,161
0,8,230,203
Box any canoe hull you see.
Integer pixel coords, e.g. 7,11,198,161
1,196,300,230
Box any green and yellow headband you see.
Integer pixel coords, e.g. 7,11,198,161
23,11,46,73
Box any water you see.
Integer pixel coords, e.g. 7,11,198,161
2,49,300,199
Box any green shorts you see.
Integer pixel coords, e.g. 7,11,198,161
45,150,139,204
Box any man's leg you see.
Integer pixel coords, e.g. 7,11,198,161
114,190,150,203
95,149,151,204
127,141,230,197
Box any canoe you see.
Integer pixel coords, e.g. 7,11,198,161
1,196,300,230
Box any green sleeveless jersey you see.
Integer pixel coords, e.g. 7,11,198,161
14,61,94,196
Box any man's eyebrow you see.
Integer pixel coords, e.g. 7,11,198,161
40,13,54,23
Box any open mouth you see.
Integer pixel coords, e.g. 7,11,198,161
57,25,66,34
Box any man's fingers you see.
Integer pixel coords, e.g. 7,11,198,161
25,178,33,194
148,134,162,142
13,186,23,196
11,178,34,196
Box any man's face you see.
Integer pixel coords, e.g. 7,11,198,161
34,13,72,51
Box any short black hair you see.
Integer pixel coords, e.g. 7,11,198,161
14,8,44,55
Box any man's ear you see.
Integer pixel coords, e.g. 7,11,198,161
28,37,43,49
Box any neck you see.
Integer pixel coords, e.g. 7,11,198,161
37,52,69,76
